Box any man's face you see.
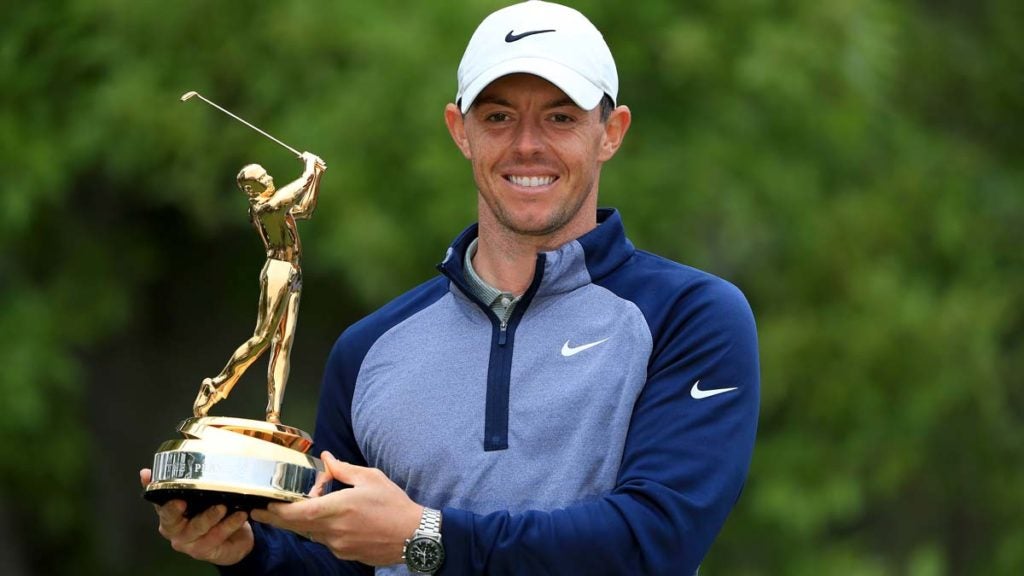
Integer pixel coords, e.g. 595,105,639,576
445,74,630,245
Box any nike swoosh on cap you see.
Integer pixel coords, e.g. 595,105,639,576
505,29,556,43
690,380,738,400
561,338,610,357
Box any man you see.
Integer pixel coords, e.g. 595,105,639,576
141,2,759,574
192,151,326,423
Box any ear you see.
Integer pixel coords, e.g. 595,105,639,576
598,105,632,162
444,103,472,159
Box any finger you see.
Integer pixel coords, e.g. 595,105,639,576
259,499,313,523
139,468,152,487
155,500,188,534
249,507,272,524
250,508,306,535
250,503,300,528
256,497,326,532
174,517,253,565
180,505,228,543
198,511,249,547
308,468,333,498
321,452,368,486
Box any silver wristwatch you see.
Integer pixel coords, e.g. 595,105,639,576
403,507,445,574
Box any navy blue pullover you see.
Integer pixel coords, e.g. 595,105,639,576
222,208,760,575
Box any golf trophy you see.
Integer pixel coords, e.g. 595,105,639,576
144,91,331,516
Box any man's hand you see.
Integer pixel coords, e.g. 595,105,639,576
139,469,255,566
251,451,422,566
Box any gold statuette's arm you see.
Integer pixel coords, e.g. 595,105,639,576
291,153,326,220
259,152,325,218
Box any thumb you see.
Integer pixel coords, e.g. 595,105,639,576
321,451,365,486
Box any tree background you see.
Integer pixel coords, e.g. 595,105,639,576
1,0,1021,574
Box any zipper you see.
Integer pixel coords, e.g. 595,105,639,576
438,250,546,451
498,318,509,346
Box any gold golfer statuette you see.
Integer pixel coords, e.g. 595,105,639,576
144,92,331,516
192,151,325,423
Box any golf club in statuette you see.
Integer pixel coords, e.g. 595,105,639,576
144,91,331,516
180,91,303,157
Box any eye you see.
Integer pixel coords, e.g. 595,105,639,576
550,113,575,124
485,111,510,122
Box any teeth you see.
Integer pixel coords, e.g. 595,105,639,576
508,175,555,187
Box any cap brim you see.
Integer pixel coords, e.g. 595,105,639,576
458,57,605,114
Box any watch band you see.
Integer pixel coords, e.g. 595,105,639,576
416,507,442,537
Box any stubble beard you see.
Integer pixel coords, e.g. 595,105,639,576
482,177,598,241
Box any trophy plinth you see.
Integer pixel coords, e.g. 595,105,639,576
144,417,329,517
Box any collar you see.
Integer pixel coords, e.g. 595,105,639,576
463,237,518,306
438,208,635,300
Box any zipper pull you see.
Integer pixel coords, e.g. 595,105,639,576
498,321,508,346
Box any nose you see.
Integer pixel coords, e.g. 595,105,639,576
511,118,544,158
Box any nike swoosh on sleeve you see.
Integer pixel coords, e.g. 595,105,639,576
690,380,738,399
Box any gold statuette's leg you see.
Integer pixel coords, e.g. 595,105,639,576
266,286,301,423
193,260,294,417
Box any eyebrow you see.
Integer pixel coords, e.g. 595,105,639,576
472,94,581,110
472,95,513,108
547,97,577,109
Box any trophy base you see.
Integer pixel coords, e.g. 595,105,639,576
143,488,280,518
144,417,330,518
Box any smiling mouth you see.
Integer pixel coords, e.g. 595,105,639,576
505,175,557,188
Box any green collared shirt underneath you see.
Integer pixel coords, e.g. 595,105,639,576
463,238,521,326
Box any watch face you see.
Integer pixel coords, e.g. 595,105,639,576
406,536,445,573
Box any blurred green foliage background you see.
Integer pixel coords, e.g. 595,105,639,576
1,0,1021,574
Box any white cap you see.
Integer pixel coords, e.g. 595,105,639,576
456,1,618,113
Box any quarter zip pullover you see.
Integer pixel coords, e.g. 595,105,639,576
223,208,760,576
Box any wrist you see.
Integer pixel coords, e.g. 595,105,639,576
402,507,445,574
